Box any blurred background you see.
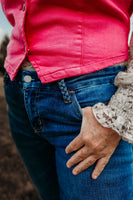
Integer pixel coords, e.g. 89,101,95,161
0,5,41,200
0,4,133,200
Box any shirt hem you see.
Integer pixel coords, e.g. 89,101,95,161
36,55,128,83
5,54,128,83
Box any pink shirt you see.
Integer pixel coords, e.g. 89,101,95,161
1,0,133,83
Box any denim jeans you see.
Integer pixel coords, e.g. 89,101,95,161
4,65,133,200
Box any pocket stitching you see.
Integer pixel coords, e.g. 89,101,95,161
23,87,44,133
36,88,44,131
69,91,83,119
73,82,115,92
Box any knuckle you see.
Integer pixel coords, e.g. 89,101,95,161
84,160,89,167
82,134,90,143
69,144,75,152
74,167,81,174
92,143,99,152
77,155,83,161
100,151,106,157
89,159,95,166
80,148,86,157
70,161,74,166
72,146,77,152
96,166,102,174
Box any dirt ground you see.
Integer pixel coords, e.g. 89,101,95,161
0,75,41,200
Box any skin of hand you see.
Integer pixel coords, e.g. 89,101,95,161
65,106,121,179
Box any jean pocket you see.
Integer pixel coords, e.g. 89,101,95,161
69,90,83,120
69,81,118,114
23,87,45,133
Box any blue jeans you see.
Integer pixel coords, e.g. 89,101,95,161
4,65,133,200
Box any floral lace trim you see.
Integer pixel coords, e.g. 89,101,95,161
92,60,133,143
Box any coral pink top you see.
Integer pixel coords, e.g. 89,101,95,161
1,0,133,83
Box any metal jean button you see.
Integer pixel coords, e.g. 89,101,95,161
24,75,32,83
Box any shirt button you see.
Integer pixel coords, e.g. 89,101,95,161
24,75,32,83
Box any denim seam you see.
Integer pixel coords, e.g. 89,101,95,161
23,88,35,132
23,88,42,134
74,82,115,92
69,91,82,119
36,87,45,133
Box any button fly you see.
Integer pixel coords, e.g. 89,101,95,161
24,75,32,83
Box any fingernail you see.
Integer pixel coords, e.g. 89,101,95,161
65,148,69,154
66,162,70,168
92,175,97,179
73,170,78,175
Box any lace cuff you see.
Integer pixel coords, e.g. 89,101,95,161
92,61,133,143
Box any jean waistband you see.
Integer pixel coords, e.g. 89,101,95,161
4,63,127,104
15,63,127,103
17,64,127,82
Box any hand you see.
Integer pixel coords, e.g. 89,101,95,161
65,106,121,179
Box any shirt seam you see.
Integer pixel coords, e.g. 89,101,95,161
38,54,127,77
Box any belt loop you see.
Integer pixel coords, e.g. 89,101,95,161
57,79,72,103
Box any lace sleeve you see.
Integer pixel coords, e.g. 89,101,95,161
92,34,133,144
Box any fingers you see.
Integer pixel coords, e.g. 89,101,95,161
65,134,84,154
92,156,110,179
72,156,96,175
66,146,90,168
67,151,110,179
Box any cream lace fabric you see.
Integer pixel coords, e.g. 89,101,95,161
92,34,133,143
